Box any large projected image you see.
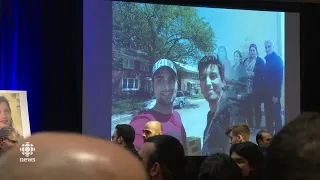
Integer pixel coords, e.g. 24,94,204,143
111,2,285,155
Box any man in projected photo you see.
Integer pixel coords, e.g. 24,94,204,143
199,55,231,155
0,96,14,129
130,59,187,152
264,40,284,134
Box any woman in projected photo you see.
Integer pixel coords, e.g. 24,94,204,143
0,96,15,129
217,46,232,80
0,96,22,139
229,50,249,125
232,50,248,80
242,44,266,133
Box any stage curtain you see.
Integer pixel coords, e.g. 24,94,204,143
0,0,43,133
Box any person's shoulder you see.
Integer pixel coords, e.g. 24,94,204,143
171,111,183,124
257,57,265,63
173,110,181,117
275,53,283,62
130,112,154,126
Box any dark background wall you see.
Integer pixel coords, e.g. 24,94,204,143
1,0,315,135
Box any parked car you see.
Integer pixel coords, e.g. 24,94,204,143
174,91,186,109
140,91,186,111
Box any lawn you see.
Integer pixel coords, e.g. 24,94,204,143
112,99,145,115
188,93,205,99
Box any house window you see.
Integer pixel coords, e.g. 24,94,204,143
122,78,139,91
144,81,151,91
192,73,198,79
123,59,134,69
140,62,149,71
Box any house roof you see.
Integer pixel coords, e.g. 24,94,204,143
113,47,149,63
174,62,198,73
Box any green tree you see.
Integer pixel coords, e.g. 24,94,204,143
113,2,216,65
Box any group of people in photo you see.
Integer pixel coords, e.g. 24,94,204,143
218,40,284,135
123,39,283,156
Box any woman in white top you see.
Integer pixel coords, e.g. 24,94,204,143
242,44,266,132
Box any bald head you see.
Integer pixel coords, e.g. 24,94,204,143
265,40,274,55
143,121,162,140
0,132,147,180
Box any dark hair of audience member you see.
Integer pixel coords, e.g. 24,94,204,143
267,112,320,180
256,130,269,146
199,153,242,180
198,55,225,82
115,124,141,160
230,141,265,180
145,135,191,180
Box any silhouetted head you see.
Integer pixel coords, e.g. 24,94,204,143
199,153,242,180
230,141,265,179
139,135,187,180
267,112,320,180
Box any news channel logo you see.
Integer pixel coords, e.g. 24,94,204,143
20,142,36,162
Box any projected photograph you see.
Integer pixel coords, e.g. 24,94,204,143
111,1,285,155
0,91,31,140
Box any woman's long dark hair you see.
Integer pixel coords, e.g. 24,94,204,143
230,142,265,180
234,50,243,64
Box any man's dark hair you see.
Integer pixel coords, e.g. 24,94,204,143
115,124,141,160
266,112,320,180
115,124,135,144
230,141,265,179
145,135,187,180
256,130,269,146
199,153,242,180
198,55,225,81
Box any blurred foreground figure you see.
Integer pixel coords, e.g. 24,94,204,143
199,153,242,180
0,132,147,180
267,112,320,180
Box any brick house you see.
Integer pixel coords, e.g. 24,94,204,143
112,48,200,99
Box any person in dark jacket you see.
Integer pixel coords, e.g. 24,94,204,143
264,40,284,134
256,129,272,156
112,124,141,160
198,55,236,155
243,44,266,132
